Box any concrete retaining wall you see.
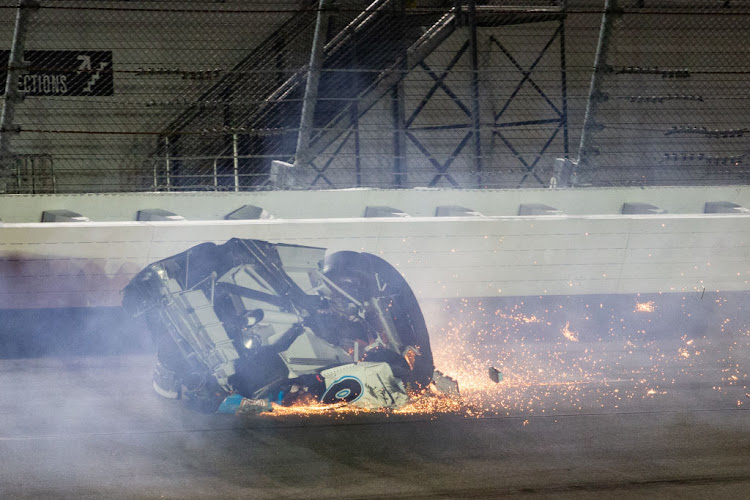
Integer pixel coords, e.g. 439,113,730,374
1,209,748,309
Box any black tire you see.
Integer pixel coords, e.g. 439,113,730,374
323,251,434,391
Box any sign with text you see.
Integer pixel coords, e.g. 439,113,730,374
0,50,113,96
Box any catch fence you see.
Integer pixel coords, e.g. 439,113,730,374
0,0,748,193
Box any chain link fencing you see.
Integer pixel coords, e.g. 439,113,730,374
0,0,748,193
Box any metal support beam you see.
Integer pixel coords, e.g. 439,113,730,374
489,23,566,187
392,0,408,188
467,0,482,187
453,0,464,27
0,0,38,192
392,83,406,187
162,136,173,191
352,102,362,187
295,0,331,168
559,0,569,160
349,43,362,187
576,0,618,182
232,133,239,191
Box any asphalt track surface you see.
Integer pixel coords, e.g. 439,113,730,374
0,351,748,499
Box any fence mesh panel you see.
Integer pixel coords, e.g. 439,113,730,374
0,0,748,193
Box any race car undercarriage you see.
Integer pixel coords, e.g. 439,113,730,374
123,238,439,412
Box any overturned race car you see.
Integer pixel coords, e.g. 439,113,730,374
123,238,446,414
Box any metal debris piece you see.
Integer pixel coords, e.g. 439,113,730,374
488,366,503,383
432,370,460,397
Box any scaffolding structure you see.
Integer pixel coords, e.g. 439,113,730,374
0,0,748,192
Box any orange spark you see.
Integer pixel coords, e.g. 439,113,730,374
562,322,579,342
635,301,655,313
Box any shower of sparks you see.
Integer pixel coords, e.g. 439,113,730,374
267,401,368,418
635,301,656,313
561,322,579,342
496,312,542,324
264,390,467,419
427,294,750,418
264,293,750,420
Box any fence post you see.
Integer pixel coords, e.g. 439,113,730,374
468,0,482,187
576,0,618,184
164,136,172,191
0,0,39,192
233,133,239,191
295,0,331,169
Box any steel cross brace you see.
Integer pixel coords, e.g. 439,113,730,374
405,42,471,128
489,24,566,186
406,130,472,187
308,128,355,186
403,40,476,186
303,37,477,188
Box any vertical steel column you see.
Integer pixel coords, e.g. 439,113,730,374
559,0,569,159
392,86,406,188
453,0,463,26
232,133,239,191
295,0,331,168
352,101,362,187
467,0,482,187
349,38,362,187
392,0,407,187
164,136,172,191
0,0,38,191
576,0,617,181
